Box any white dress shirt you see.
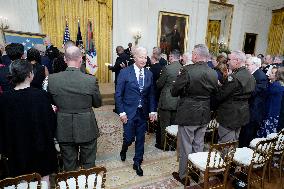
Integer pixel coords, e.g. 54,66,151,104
133,63,144,85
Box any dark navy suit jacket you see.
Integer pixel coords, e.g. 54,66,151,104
249,68,268,123
115,65,157,120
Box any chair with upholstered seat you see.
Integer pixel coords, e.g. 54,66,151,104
55,166,107,189
163,125,178,151
250,130,284,186
233,138,277,189
267,130,284,186
164,125,179,161
185,141,238,188
0,172,47,189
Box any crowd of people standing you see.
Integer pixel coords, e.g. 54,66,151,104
0,38,284,187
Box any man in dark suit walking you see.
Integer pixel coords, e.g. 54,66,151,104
239,57,268,147
115,46,157,176
48,46,102,171
108,46,130,86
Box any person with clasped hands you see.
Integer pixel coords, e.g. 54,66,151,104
115,46,157,176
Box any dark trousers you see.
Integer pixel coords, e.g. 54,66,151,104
59,138,97,171
239,121,259,147
159,109,177,147
122,108,147,165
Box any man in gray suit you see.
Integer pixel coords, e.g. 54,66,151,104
156,50,182,149
48,46,102,171
171,44,218,185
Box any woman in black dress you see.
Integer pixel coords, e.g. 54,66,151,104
27,48,48,89
0,59,57,185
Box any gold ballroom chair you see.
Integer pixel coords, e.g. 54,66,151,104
185,141,238,188
233,138,277,189
0,173,44,189
249,129,284,186
55,166,107,189
205,119,219,145
163,125,179,161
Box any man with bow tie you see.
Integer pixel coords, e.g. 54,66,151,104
115,46,157,176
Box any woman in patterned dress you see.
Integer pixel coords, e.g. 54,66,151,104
257,67,284,137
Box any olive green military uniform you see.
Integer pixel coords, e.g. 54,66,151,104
215,66,256,143
171,62,218,180
156,61,182,147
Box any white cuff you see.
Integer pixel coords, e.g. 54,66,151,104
119,112,126,117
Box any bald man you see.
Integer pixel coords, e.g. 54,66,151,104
48,46,102,171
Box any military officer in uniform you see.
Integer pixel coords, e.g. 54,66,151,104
171,44,218,185
156,50,182,149
215,50,256,143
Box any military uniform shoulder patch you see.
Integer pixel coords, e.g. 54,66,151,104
227,75,233,82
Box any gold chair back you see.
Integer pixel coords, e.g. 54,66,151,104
55,166,107,189
206,141,238,171
0,173,41,188
252,138,277,166
275,129,284,152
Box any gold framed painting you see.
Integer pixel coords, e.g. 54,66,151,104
157,11,189,56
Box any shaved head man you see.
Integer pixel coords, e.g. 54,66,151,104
48,46,102,171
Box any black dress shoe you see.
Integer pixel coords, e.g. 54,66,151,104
133,164,143,176
120,151,126,161
172,172,190,186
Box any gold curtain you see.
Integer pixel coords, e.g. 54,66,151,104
37,0,112,83
267,8,284,55
206,20,221,53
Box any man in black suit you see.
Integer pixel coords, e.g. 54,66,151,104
167,25,181,51
44,36,60,62
108,46,130,86
34,44,53,74
124,42,132,57
239,57,268,147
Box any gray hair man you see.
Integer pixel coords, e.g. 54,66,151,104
215,50,255,145
171,44,218,185
115,46,157,176
238,56,268,147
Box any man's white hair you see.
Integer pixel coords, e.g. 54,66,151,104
231,50,246,63
247,57,261,68
193,44,209,58
133,46,147,57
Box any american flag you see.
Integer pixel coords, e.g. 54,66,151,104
85,21,98,75
63,21,70,45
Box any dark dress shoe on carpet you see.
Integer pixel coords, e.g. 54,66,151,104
120,151,126,161
172,172,190,186
133,164,143,176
